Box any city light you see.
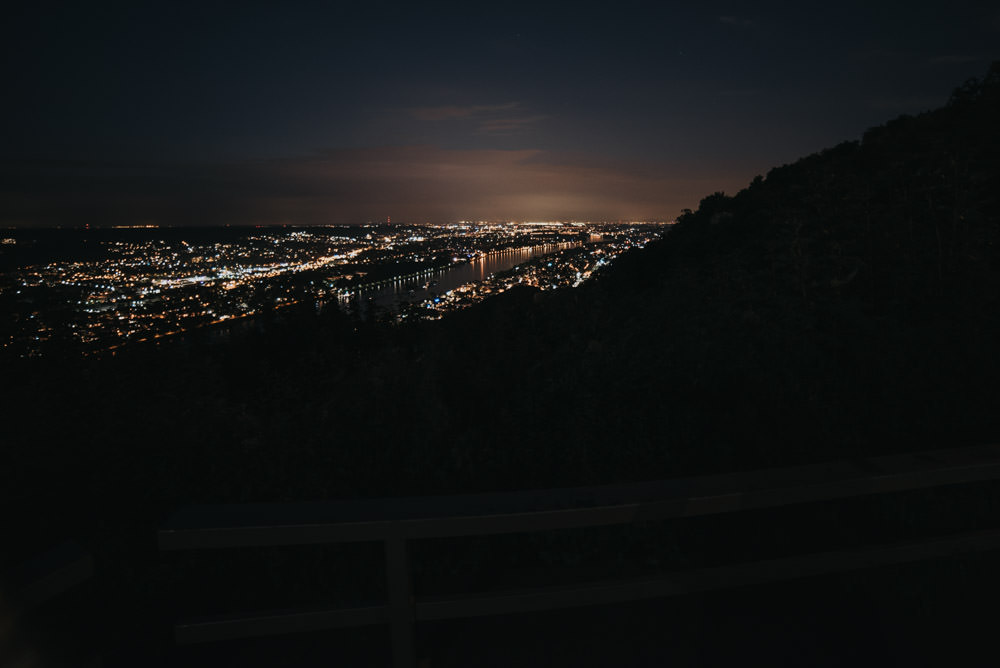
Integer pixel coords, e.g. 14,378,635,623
1,222,667,357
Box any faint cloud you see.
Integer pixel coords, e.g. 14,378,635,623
928,54,983,65
410,102,519,121
477,115,547,135
719,15,756,29
717,88,760,98
868,95,943,112
409,101,545,135
847,47,910,64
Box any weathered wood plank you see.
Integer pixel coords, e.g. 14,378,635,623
160,443,1000,549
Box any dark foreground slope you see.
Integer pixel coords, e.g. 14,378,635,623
2,64,999,666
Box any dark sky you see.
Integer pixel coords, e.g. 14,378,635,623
2,1,997,226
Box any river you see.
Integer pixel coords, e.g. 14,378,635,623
341,242,580,314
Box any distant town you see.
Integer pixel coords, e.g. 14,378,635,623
0,222,668,357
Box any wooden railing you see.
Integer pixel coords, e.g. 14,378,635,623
160,443,1000,667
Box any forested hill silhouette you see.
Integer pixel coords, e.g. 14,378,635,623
0,62,997,526
566,61,1000,461
658,60,999,315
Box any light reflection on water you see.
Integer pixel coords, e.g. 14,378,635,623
344,242,580,312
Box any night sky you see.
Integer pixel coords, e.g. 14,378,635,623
2,1,997,227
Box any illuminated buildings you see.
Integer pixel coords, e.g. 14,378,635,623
0,222,667,356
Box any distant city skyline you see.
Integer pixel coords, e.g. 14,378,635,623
0,222,661,356
2,1,997,227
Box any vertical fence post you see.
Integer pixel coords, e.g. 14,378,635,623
385,531,415,668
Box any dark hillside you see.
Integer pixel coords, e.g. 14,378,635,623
568,61,1000,467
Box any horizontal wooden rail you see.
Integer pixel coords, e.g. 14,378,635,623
414,526,1000,621
171,527,1000,643
160,443,1000,667
161,444,1000,550
176,602,388,644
